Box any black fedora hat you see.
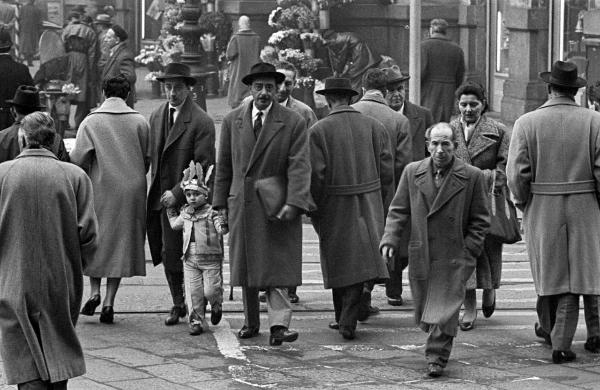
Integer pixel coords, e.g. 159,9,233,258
315,77,358,97
241,62,285,86
6,85,46,110
539,60,586,88
382,67,410,84
156,63,196,85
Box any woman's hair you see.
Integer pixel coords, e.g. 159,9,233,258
103,74,131,100
455,80,488,114
21,112,55,148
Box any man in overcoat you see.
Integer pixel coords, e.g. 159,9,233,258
309,77,392,340
213,62,313,346
100,24,136,108
19,0,42,67
382,66,434,306
420,18,465,123
380,123,489,377
147,63,216,326
507,60,600,363
225,15,260,109
0,111,98,389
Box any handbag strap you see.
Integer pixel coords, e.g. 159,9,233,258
490,170,497,216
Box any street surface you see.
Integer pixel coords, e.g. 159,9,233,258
2,85,600,389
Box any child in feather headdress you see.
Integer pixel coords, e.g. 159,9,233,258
167,161,228,335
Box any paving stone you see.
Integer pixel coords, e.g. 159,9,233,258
173,355,229,369
227,364,312,387
83,358,152,383
328,362,424,382
108,378,196,390
510,364,600,386
412,378,502,389
187,379,249,389
284,366,372,386
492,378,582,390
86,347,166,367
69,377,117,389
139,363,224,383
443,363,522,384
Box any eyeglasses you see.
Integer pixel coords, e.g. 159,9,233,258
252,83,275,92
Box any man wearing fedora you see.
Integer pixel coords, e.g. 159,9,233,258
0,28,34,131
213,62,313,345
507,60,600,363
308,77,392,340
147,62,216,326
382,66,433,307
100,24,136,108
0,85,68,162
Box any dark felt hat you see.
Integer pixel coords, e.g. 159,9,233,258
539,60,586,88
315,77,358,96
110,24,128,41
93,14,112,25
241,62,285,85
382,67,410,84
0,28,11,50
155,63,196,85
6,85,46,110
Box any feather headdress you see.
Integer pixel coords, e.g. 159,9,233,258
181,160,210,194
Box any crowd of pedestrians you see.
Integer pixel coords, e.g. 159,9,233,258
1,14,600,389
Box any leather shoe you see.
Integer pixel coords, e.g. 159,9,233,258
210,303,222,325
339,326,355,340
189,322,203,336
552,350,576,364
269,327,298,346
238,325,259,339
482,297,496,318
459,319,475,331
328,321,340,330
99,306,114,324
289,292,299,304
81,294,101,316
534,322,552,345
585,336,600,353
387,297,403,306
427,363,444,377
165,305,187,326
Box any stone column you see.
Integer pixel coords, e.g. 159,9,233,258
501,5,549,124
458,2,486,85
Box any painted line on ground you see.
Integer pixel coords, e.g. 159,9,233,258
212,320,248,362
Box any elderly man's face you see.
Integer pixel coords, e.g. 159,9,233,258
251,76,276,111
276,69,295,104
164,79,190,107
385,81,406,111
427,124,456,170
103,28,118,49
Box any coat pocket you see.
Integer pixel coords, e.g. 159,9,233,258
408,241,427,280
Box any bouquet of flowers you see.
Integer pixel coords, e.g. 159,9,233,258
161,34,184,65
300,32,324,44
61,83,80,95
268,4,317,30
135,45,165,72
268,29,301,51
161,2,183,35
317,0,354,9
279,48,322,76
144,71,164,82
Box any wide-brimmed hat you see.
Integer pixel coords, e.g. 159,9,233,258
155,63,196,85
6,85,46,110
539,60,586,88
315,77,358,97
93,14,112,25
241,62,285,85
0,28,11,50
382,67,410,84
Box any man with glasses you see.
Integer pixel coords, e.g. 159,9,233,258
214,62,313,345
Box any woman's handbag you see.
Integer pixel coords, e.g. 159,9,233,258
488,171,522,244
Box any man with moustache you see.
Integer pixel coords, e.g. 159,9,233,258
380,122,489,377
213,62,313,345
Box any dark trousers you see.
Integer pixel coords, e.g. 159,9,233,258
386,256,408,298
18,379,67,390
425,325,454,367
242,287,292,330
332,283,363,330
147,209,185,307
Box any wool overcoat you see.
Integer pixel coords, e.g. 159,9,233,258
213,102,312,288
225,30,260,108
403,101,434,161
450,115,509,290
309,106,393,289
62,21,98,107
147,94,216,271
380,158,489,336
0,149,98,385
507,96,600,296
101,42,137,108
352,90,412,194
420,34,465,123
70,97,150,278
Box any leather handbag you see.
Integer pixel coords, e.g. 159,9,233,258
255,176,286,220
488,170,522,244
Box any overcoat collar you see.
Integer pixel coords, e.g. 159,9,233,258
326,105,358,116
90,97,138,114
236,101,285,174
429,33,449,41
538,96,579,110
359,90,388,106
453,115,500,162
102,42,126,78
16,148,58,160
414,157,468,217
162,94,194,151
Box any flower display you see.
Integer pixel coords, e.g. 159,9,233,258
61,83,80,95
144,71,164,82
300,32,324,44
267,4,317,30
268,29,301,50
197,11,232,54
278,48,322,76
317,0,355,9
135,45,165,72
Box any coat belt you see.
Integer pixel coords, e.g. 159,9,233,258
530,180,596,195
326,179,381,195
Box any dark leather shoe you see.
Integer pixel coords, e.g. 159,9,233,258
81,295,101,316
210,303,222,325
99,306,114,324
238,325,260,339
482,297,496,318
189,322,203,336
328,321,340,330
585,336,600,353
534,322,552,345
269,327,298,345
289,292,299,304
552,350,576,364
339,326,355,340
427,363,444,377
459,319,475,331
387,297,403,306
165,305,187,326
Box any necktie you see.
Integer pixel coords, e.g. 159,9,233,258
169,107,176,128
253,111,263,139
434,169,443,188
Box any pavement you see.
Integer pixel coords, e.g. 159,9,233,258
2,78,600,388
